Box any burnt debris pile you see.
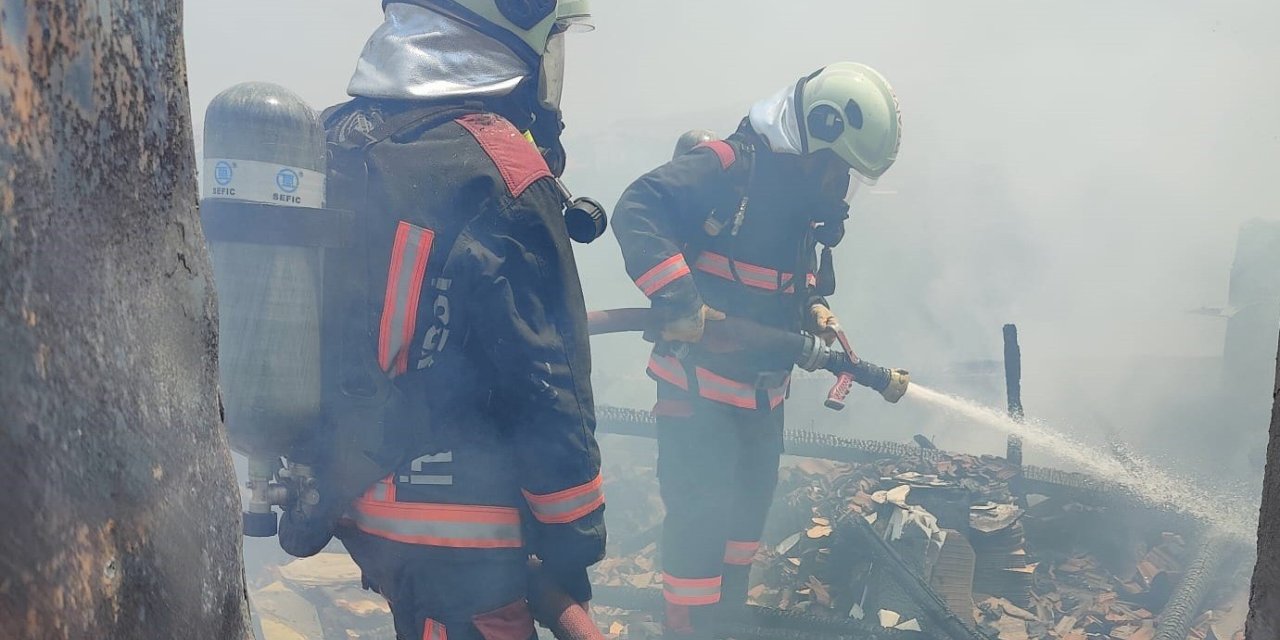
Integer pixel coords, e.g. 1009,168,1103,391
588,424,1251,640
242,412,1250,640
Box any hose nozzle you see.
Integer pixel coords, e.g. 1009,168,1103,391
881,369,910,403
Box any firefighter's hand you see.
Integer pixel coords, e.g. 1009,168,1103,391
881,369,910,403
809,303,839,345
661,304,725,343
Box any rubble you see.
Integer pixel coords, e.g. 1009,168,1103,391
239,432,1248,640
590,440,1247,640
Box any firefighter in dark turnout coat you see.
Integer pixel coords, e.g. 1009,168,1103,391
612,63,904,636
313,2,604,639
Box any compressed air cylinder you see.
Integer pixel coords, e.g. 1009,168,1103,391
202,82,326,458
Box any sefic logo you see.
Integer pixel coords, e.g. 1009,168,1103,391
273,168,302,204
210,160,236,196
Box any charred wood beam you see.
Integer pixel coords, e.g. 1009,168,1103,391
0,2,250,638
830,511,996,640
1002,324,1024,422
1247,328,1280,637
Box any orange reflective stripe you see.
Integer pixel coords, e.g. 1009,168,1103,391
379,221,435,376
352,493,522,549
635,254,692,296
693,367,756,409
663,574,721,606
651,355,789,410
723,540,760,566
422,618,447,640
522,472,605,524
647,354,689,390
693,251,802,292
365,475,396,502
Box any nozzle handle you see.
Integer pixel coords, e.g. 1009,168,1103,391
824,371,855,410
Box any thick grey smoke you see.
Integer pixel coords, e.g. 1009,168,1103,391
186,0,1280,484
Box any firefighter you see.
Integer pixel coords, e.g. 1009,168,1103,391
612,62,904,637
311,2,605,639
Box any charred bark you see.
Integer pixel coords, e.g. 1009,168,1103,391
0,2,250,638
1247,330,1280,638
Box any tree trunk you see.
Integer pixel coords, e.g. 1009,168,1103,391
1248,330,1280,638
0,2,251,638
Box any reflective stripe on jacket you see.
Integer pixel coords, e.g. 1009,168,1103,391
351,477,523,549
647,353,788,411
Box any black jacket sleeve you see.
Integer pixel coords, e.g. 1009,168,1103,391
462,177,605,601
611,144,744,321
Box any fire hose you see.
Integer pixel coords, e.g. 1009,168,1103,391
528,559,607,640
586,308,908,406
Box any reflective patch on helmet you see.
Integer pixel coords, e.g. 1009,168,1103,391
845,99,864,130
807,104,844,143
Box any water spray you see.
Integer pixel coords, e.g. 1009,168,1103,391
902,383,1255,541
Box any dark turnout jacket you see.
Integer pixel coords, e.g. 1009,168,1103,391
322,98,604,598
612,127,832,411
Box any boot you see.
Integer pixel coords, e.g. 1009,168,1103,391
663,602,718,640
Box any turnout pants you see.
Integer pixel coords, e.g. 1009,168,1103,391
656,395,784,634
339,527,536,640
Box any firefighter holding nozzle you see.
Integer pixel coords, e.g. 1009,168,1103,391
611,63,910,638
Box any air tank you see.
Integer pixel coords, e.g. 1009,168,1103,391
201,82,327,459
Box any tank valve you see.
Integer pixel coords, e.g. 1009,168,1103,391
243,455,296,537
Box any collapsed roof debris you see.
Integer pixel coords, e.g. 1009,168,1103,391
244,407,1250,640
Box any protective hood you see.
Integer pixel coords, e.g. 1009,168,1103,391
347,4,532,101
747,82,804,156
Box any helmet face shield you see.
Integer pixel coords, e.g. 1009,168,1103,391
844,168,875,206
537,1,594,112
537,29,566,111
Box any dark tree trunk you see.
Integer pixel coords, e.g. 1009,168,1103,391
0,2,250,638
1248,330,1280,638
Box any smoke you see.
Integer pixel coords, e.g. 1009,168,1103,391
184,0,1279,557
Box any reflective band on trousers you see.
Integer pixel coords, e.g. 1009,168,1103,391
352,477,522,549
522,472,605,524
379,221,436,376
635,254,692,297
423,618,447,640
648,354,789,411
723,540,760,566
663,573,722,606
693,251,812,293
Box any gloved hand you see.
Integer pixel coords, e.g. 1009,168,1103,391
530,556,594,611
661,304,726,343
808,303,839,345
881,369,910,403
